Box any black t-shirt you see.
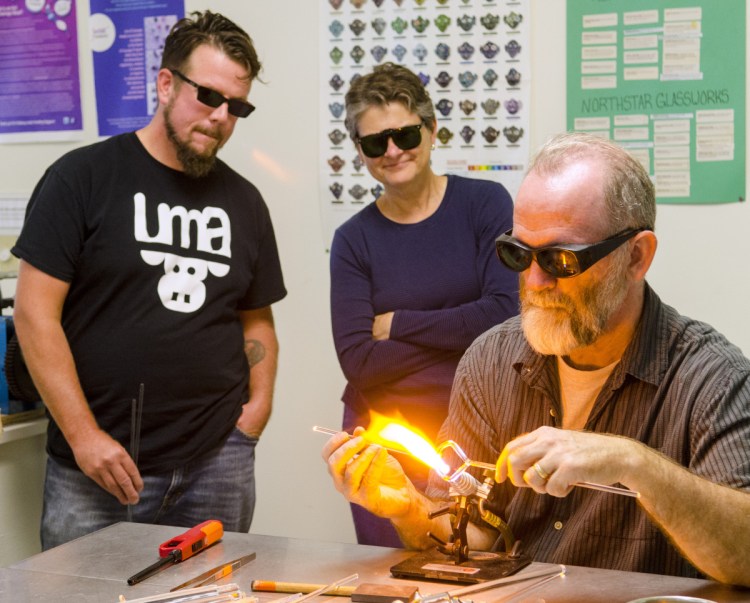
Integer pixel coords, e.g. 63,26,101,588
13,132,287,473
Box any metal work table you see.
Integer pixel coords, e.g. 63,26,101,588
2,522,748,602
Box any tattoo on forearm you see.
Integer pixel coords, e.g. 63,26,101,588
245,339,266,368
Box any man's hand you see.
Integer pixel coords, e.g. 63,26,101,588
322,427,412,519
71,428,144,505
372,312,394,341
495,425,638,496
236,399,265,438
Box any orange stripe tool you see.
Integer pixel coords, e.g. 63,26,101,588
127,520,224,585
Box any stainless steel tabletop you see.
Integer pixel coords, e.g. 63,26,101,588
3,522,749,602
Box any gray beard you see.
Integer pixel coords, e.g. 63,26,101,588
520,252,630,356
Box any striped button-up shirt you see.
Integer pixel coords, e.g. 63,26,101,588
429,284,750,577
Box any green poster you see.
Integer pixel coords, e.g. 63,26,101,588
567,1,746,204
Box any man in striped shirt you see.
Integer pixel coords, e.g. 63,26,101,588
322,132,750,586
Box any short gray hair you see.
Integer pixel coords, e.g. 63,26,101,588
344,63,436,141
529,132,656,232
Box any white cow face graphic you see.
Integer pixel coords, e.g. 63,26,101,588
134,194,232,313
141,251,230,313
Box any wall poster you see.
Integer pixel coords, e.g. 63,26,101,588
567,0,746,204
90,0,184,137
0,0,82,142
320,0,531,243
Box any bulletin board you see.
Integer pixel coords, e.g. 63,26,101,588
567,0,746,204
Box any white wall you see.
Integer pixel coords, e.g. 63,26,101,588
1,1,748,563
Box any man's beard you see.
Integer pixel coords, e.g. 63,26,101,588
520,251,630,356
164,103,222,178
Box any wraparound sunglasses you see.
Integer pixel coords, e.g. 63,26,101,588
170,69,255,118
356,123,423,158
495,228,646,278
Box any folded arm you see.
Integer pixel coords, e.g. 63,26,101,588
330,240,456,389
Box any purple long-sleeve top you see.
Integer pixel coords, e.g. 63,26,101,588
330,175,519,437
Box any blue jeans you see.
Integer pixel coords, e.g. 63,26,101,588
41,428,257,550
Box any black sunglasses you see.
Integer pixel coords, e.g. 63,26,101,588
170,69,255,118
356,123,423,158
495,228,645,278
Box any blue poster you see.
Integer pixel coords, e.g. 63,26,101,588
0,0,82,141
90,0,184,137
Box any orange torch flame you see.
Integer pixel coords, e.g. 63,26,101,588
362,412,450,477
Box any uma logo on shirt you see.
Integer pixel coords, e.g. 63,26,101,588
133,193,231,313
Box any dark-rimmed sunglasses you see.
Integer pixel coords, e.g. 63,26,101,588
495,228,645,278
356,123,423,158
170,69,255,118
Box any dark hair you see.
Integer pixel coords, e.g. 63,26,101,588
344,63,435,140
530,132,656,232
161,11,262,82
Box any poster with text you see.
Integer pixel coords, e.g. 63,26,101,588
567,0,746,204
90,0,184,137
320,0,531,244
0,0,82,142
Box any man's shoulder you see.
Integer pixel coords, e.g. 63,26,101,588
666,304,750,371
454,316,527,388
468,315,524,356
30,134,135,197
58,133,131,161
44,134,133,180
638,291,750,388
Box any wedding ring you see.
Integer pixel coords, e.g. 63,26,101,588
533,462,551,481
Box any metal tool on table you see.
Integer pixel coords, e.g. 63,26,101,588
127,383,145,523
127,520,224,585
171,553,256,591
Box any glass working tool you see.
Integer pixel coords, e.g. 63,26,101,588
170,553,256,591
314,420,638,584
436,439,640,498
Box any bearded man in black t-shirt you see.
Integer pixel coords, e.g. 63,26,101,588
12,11,286,549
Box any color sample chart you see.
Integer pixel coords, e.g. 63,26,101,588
319,0,531,242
